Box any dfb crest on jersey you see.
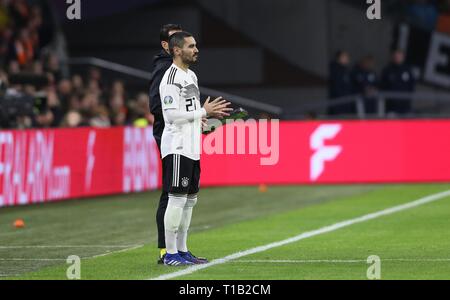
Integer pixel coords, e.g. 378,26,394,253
164,96,173,105
181,177,190,188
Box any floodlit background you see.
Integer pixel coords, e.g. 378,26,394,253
2,0,450,126
1,0,450,280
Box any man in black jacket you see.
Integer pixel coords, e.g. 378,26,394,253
149,24,182,264
328,50,355,116
381,49,416,115
351,55,379,115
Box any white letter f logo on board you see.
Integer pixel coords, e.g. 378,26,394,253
310,124,342,181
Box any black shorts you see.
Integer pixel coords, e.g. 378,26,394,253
162,154,201,195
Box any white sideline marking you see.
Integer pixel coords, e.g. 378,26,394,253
235,259,450,264
89,244,144,259
4,258,448,264
0,245,141,249
0,258,66,261
0,245,145,268
149,189,450,280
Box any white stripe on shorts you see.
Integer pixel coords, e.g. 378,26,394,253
173,155,180,187
176,155,180,187
172,155,176,187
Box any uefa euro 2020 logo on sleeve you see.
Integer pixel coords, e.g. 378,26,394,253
164,96,174,105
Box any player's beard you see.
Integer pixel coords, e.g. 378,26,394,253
181,51,199,67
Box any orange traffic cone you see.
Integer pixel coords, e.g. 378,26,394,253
13,219,25,229
258,184,268,193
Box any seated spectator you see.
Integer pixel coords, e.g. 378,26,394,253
10,28,35,67
128,94,154,128
87,67,104,91
7,59,20,74
80,92,100,112
67,94,81,111
0,68,7,82
33,109,54,128
111,109,127,126
45,53,62,82
47,87,64,126
28,5,43,46
32,60,44,75
57,78,73,109
136,92,154,125
111,80,126,97
0,28,13,67
107,79,128,108
90,105,111,128
62,110,83,128
15,115,32,129
128,100,148,128
88,67,102,82
109,94,128,126
86,78,102,98
9,0,31,30
71,74,84,96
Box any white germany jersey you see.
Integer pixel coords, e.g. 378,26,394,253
159,64,204,161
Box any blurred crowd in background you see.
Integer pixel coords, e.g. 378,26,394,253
1,0,450,129
400,0,450,31
0,0,153,129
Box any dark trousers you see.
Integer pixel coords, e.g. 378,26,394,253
154,134,168,249
156,190,169,249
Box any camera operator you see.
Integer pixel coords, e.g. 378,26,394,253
0,72,53,129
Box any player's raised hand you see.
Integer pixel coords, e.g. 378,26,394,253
203,97,233,119
201,117,208,131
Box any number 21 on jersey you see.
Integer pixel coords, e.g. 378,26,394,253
186,98,197,112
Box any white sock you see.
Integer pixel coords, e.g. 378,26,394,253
177,194,197,253
164,194,187,254
176,208,192,253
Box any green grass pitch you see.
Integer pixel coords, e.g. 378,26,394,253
1,184,450,280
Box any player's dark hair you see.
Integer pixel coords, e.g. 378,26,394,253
168,31,194,56
160,24,182,42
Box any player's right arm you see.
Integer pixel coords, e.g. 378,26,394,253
160,83,206,125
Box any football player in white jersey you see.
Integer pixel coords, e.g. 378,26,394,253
159,31,232,266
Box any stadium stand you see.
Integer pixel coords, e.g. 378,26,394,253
2,0,450,129
0,0,154,129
